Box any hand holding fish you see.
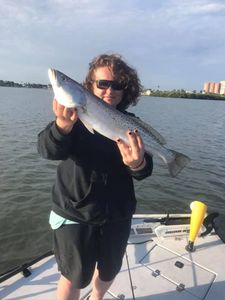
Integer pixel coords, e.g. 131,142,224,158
116,130,146,171
53,99,78,134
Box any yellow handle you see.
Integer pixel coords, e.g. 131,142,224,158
189,201,207,242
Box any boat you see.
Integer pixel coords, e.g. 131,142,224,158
1,201,225,300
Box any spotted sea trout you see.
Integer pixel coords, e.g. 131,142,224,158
48,68,190,177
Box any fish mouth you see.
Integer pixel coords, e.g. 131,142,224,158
48,68,60,89
48,68,56,83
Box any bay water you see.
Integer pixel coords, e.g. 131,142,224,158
0,87,224,273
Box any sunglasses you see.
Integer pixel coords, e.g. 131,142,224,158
95,80,126,91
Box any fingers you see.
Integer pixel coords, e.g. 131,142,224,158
53,98,78,134
127,130,144,159
116,129,145,168
53,98,78,121
116,138,129,158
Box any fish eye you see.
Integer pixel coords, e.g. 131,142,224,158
61,75,66,81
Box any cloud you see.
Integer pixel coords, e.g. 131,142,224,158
0,0,225,89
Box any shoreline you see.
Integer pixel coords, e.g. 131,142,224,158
0,85,50,89
1,85,225,101
142,93,225,101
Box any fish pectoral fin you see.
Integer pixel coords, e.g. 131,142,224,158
82,119,95,134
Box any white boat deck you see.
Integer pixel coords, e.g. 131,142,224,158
1,215,225,300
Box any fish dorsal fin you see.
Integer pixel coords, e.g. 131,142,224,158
131,116,166,145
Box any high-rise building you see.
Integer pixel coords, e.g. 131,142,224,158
209,82,215,93
203,82,210,93
203,81,225,95
214,83,221,94
220,81,225,95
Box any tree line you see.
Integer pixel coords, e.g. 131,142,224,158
0,80,48,89
148,89,225,101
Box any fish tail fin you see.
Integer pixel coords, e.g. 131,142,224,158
167,150,191,177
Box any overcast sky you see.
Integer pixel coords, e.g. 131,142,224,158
1,0,225,90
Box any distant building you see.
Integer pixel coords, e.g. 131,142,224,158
141,89,152,96
220,81,225,95
203,82,210,93
203,81,225,95
214,83,221,94
209,82,215,93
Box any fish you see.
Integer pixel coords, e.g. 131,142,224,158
48,68,190,177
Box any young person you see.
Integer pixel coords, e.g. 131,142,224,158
38,54,153,300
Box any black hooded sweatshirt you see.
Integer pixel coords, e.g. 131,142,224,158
37,115,153,225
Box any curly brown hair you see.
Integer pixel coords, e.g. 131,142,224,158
83,54,142,110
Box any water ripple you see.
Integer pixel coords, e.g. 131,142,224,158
1,90,225,272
